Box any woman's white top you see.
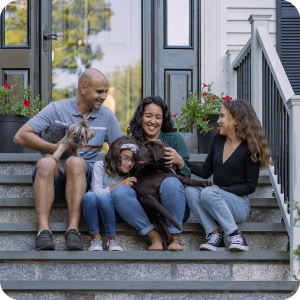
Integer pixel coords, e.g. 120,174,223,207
89,161,124,197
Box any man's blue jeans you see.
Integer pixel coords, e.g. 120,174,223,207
112,177,189,236
185,186,250,235
82,192,122,237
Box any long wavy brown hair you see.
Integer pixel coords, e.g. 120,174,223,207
104,136,139,176
221,100,271,169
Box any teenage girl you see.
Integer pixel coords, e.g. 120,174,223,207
82,136,139,251
184,100,271,251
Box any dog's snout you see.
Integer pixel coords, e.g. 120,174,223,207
75,138,79,143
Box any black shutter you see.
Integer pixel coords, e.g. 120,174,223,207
276,0,300,94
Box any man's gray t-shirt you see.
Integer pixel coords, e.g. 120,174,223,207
28,96,123,164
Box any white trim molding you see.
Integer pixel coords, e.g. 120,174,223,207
201,0,227,96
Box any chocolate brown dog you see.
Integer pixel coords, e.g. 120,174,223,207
131,140,213,246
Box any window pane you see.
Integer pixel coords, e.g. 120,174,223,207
4,0,28,46
167,0,190,46
52,0,142,137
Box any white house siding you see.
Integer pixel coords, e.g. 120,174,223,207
227,0,277,50
225,0,277,96
200,0,276,98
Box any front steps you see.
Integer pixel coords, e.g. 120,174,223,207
0,153,297,299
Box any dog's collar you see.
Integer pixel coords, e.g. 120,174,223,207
166,164,176,174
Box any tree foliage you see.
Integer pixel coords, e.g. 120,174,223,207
52,0,112,71
4,0,28,45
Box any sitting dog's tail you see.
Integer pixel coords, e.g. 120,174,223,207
134,187,181,231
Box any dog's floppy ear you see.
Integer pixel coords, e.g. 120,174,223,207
150,142,165,162
86,129,95,141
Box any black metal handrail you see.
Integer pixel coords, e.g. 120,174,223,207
262,52,290,213
236,50,251,103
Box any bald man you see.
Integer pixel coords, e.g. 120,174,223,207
14,68,123,251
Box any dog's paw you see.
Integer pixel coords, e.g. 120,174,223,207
202,181,213,187
50,155,59,162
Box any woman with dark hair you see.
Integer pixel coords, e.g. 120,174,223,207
112,96,191,251
185,100,271,251
82,136,139,251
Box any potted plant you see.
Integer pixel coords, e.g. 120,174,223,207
0,76,47,153
173,83,232,153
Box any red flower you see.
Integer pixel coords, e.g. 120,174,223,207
203,114,207,119
23,99,30,107
171,113,179,117
11,111,16,114
3,84,11,90
222,96,232,101
202,93,208,96
212,97,216,100
202,83,208,87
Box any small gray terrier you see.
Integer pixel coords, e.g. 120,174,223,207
40,119,95,173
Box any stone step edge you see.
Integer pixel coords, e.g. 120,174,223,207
1,281,297,292
0,153,208,163
0,198,279,208
0,222,287,233
0,251,289,261
0,175,271,185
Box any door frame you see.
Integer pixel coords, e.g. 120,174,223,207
142,0,154,98
1,0,153,103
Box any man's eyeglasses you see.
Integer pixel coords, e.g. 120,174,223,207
119,156,136,164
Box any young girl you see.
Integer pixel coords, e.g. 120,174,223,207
184,100,271,251
82,136,139,251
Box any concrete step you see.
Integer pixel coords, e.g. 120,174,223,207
0,174,271,185
0,250,290,261
0,153,105,163
0,198,282,224
0,232,288,252
0,223,288,251
0,222,287,233
0,183,273,200
0,252,290,282
0,207,282,224
2,281,296,296
0,197,279,208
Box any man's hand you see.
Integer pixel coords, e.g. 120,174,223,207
14,123,58,154
164,147,184,169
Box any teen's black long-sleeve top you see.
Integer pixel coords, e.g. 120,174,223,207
184,134,260,196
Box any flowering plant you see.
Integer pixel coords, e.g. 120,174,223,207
0,76,46,117
173,83,232,134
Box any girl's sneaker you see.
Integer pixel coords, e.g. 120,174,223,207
228,230,249,251
106,239,123,251
200,230,226,251
89,238,103,251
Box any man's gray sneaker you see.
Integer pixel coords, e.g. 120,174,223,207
35,229,55,251
106,239,123,251
65,229,84,251
89,238,103,251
